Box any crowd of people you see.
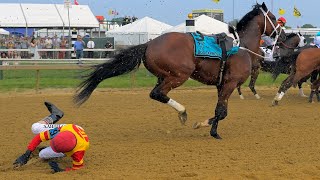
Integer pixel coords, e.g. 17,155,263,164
0,35,114,60
0,35,69,59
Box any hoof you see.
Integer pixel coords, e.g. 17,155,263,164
239,94,245,100
192,122,210,129
178,111,187,125
192,122,201,129
255,94,261,100
272,100,279,106
211,132,222,139
300,94,308,98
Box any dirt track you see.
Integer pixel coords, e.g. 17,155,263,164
0,88,319,179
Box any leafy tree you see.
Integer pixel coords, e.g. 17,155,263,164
301,24,316,28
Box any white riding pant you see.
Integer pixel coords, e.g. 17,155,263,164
31,122,66,159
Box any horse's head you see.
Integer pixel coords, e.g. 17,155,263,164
258,2,286,42
297,32,307,47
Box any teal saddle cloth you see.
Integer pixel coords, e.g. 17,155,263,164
190,32,239,60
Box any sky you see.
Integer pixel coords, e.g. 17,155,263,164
1,0,317,28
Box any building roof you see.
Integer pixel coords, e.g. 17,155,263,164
0,3,99,28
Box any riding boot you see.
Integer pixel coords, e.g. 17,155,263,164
42,102,64,124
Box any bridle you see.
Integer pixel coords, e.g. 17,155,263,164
234,7,284,59
279,33,306,49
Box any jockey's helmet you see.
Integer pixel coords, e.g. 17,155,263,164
277,17,287,27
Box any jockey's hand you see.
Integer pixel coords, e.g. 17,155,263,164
13,150,32,168
49,161,65,173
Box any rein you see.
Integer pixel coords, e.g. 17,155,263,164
279,41,297,49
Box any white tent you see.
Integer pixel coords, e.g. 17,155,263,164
105,17,172,46
163,15,232,37
0,3,99,28
0,28,9,35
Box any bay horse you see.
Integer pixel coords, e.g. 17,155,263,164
272,48,320,105
74,2,286,139
236,33,307,99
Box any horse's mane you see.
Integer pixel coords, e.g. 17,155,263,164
235,3,266,31
286,33,298,39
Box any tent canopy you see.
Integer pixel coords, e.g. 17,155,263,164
106,16,172,35
0,28,9,35
106,17,172,46
0,3,99,28
163,15,232,37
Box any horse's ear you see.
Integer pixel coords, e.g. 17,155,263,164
261,2,268,11
298,32,302,36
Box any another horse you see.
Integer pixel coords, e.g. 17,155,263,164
237,33,307,99
74,3,286,139
272,48,320,105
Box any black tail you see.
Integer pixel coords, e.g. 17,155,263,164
271,52,299,80
74,44,148,106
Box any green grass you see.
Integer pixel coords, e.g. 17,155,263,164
0,68,289,91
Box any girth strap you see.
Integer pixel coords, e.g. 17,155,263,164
216,33,227,87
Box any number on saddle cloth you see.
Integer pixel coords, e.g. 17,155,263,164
190,31,239,60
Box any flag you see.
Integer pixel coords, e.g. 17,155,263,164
278,8,285,15
212,0,220,3
74,0,79,5
108,9,113,15
293,6,301,17
108,9,119,16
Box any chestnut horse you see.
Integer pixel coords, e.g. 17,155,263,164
236,33,307,99
74,3,285,139
272,47,320,105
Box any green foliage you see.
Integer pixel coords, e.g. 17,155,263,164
301,24,316,28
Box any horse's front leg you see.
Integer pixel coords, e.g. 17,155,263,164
208,81,239,139
249,66,261,99
272,74,294,106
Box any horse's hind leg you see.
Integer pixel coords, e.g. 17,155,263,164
150,76,189,125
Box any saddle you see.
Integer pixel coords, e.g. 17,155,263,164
191,31,236,60
190,31,239,87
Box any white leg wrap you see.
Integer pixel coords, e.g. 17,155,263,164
39,147,65,159
275,92,285,101
167,99,185,112
299,88,307,97
239,94,245,100
31,123,66,134
255,94,261,99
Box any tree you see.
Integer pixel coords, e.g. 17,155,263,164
301,24,316,28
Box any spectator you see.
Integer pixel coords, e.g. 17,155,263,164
58,37,67,59
87,38,95,58
21,37,29,59
45,37,53,59
0,52,7,59
0,52,8,66
14,40,22,59
104,41,113,58
74,35,85,60
29,37,40,59
6,38,15,58
52,35,60,59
